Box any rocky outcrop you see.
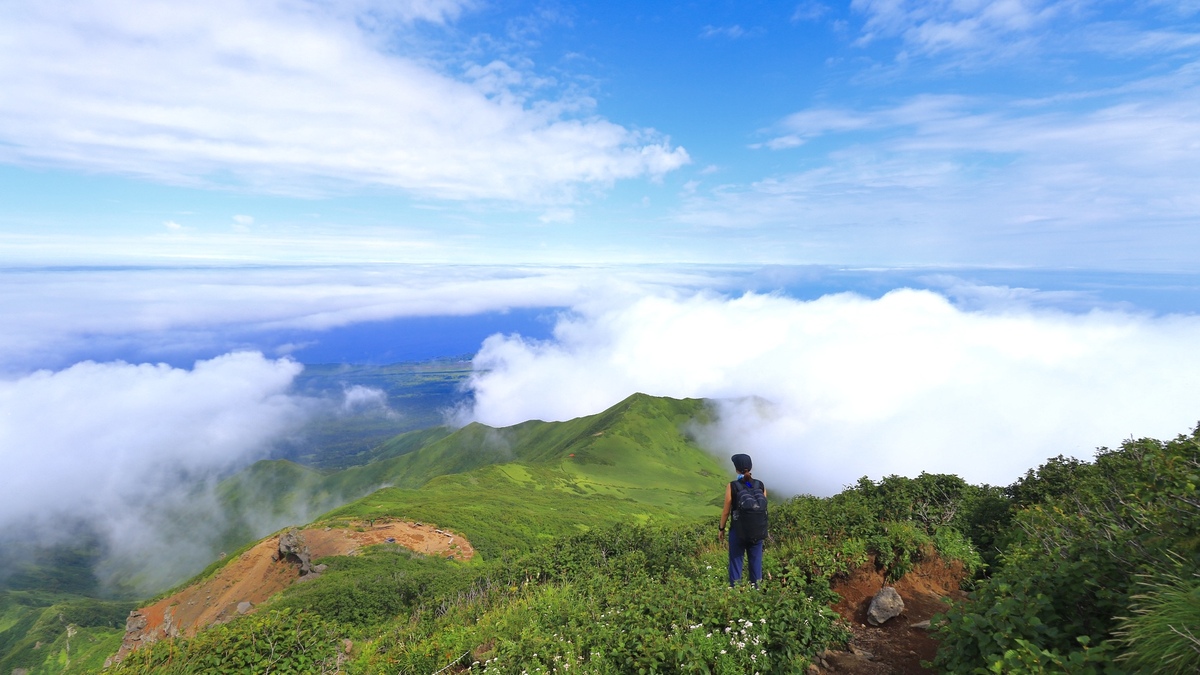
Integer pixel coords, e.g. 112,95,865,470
277,528,315,576
867,586,904,626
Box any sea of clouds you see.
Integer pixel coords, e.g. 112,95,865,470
2,265,1200,590
465,288,1200,494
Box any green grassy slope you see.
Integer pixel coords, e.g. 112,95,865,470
215,393,727,560
10,393,731,673
319,394,729,558
98,409,1200,674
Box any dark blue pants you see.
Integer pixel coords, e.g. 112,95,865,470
728,527,763,586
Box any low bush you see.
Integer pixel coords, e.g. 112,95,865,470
366,559,847,674
933,431,1200,673
274,547,477,630
108,609,345,675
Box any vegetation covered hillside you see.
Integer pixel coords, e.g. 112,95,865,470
112,422,1200,674
214,393,727,558
5,393,1198,674
0,393,729,674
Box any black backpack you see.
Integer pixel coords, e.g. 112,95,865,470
731,478,768,543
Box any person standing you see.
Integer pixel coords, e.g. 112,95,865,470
718,453,768,587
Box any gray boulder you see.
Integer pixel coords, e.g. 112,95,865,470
866,586,904,625
278,529,315,576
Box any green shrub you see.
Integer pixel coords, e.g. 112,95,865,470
275,547,477,630
933,527,985,579
369,564,847,674
934,431,1200,673
108,609,345,675
868,520,932,581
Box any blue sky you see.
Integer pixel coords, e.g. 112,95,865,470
4,0,1200,513
2,0,1198,267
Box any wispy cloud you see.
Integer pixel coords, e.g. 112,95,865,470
850,0,1200,62
792,2,831,23
0,265,729,373
852,0,1066,55
692,71,1200,268
0,0,687,202
700,25,755,39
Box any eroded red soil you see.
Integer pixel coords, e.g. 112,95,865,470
815,556,967,674
110,519,473,664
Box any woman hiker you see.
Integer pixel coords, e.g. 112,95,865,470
718,453,768,587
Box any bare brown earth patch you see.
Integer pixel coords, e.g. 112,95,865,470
813,555,967,675
110,519,473,664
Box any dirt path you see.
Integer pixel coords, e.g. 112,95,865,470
813,557,967,674
110,519,473,664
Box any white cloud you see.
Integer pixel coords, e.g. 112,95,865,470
0,353,303,512
0,264,727,373
851,0,1062,55
232,214,255,225
700,25,752,39
538,208,576,224
688,82,1200,268
0,0,687,202
792,2,831,22
464,290,1200,494
850,0,1200,62
341,384,391,413
0,352,308,590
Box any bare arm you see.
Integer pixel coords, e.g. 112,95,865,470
719,483,732,540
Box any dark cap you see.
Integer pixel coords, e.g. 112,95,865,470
731,453,752,472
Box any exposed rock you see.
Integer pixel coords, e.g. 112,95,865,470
236,601,253,615
162,605,180,639
278,528,315,576
850,645,876,660
910,620,931,630
866,587,904,626
125,610,147,634
824,648,890,673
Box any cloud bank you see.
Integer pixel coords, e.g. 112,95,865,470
0,265,724,373
0,352,308,591
0,0,686,201
465,290,1200,494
